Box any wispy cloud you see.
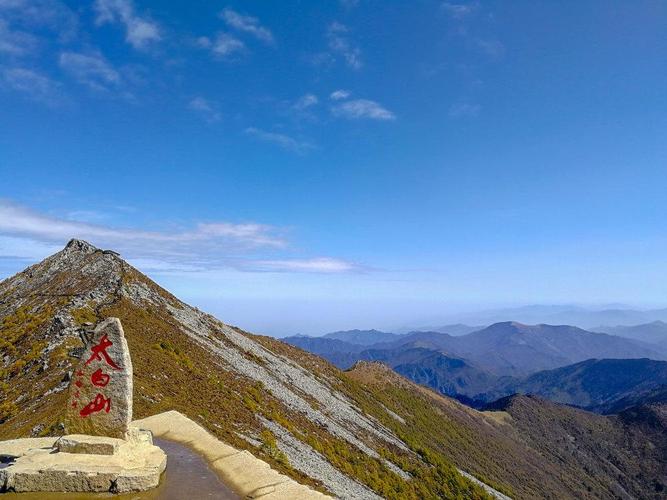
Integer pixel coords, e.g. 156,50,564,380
331,99,395,121
249,258,363,273
245,127,314,154
440,2,505,60
188,96,221,122
1,67,63,104
59,51,120,91
220,7,273,44
0,200,284,249
0,18,38,55
476,38,505,58
448,102,480,118
293,93,318,110
0,0,78,44
0,200,361,274
441,1,479,19
329,89,350,101
327,22,362,69
0,236,61,262
198,32,245,58
94,0,160,50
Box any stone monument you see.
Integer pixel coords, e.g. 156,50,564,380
0,318,166,494
66,317,133,439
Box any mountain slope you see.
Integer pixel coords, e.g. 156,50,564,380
281,335,364,369
488,358,667,412
349,363,667,499
282,336,499,401
592,384,667,415
3,240,667,499
0,240,485,499
353,346,497,403
483,394,667,499
593,321,667,347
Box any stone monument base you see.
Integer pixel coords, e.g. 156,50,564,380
0,429,166,494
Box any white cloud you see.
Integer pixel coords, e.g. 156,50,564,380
188,96,221,122
293,93,318,110
59,51,120,91
448,102,480,118
0,200,284,249
331,99,395,120
0,235,61,261
250,258,361,273
1,67,62,104
0,19,38,55
94,0,160,50
441,2,479,19
245,127,314,154
209,32,245,57
329,89,350,101
476,38,505,58
0,199,284,263
0,200,361,274
0,0,78,43
220,8,273,44
327,22,362,69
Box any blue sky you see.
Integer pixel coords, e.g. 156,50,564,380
1,0,667,335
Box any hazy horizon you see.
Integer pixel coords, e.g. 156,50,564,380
4,243,667,336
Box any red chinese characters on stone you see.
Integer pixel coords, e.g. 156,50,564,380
72,333,121,418
79,393,111,418
84,334,122,370
91,368,110,387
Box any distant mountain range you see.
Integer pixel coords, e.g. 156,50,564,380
420,321,665,376
593,321,667,346
322,329,402,345
288,321,665,376
396,323,483,336
400,304,667,331
285,322,667,412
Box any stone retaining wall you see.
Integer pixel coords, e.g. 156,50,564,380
132,411,331,500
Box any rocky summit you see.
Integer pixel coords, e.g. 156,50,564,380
2,240,667,499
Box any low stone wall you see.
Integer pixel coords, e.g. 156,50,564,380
132,411,330,500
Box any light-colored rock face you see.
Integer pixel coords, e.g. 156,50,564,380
66,318,133,439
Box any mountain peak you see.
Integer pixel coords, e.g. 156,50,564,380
484,320,529,331
64,238,99,254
